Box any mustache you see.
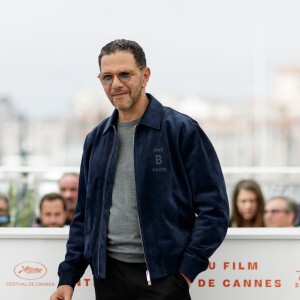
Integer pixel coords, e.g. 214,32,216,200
111,89,128,96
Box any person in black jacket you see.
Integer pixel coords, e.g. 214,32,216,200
50,39,229,300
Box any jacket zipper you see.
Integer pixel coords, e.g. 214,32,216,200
97,126,117,276
138,215,152,285
134,125,152,286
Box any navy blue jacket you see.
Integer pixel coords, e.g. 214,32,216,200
58,94,229,288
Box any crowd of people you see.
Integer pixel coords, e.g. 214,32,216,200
0,175,299,228
0,172,79,228
229,179,299,228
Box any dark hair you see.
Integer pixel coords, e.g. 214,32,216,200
268,195,298,224
39,193,67,212
230,179,265,227
98,39,146,70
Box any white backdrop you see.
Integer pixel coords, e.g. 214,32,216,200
1,228,300,300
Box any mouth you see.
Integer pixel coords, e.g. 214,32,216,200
112,91,128,98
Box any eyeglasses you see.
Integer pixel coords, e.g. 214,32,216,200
98,66,144,86
263,209,289,215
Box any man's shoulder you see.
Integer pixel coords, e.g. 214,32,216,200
84,116,111,144
147,93,198,127
162,105,199,128
147,93,200,133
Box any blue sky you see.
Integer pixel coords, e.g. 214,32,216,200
1,0,300,119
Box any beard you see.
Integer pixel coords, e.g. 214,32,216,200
109,78,143,112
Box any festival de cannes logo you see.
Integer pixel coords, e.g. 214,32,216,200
14,261,47,280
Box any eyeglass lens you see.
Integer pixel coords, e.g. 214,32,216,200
100,72,131,85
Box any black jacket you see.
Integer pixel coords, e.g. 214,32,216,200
58,94,229,288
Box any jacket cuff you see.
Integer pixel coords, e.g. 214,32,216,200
58,265,81,289
58,276,78,289
179,252,209,282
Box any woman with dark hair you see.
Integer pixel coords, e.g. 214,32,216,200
229,179,265,227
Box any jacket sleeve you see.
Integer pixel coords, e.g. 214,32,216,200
57,132,94,288
178,120,229,282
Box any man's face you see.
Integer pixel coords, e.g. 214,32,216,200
99,51,149,112
236,189,258,221
59,175,79,211
263,198,294,227
40,199,66,227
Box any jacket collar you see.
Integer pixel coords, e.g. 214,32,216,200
103,93,163,134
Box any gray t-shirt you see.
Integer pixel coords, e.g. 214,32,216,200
107,118,145,263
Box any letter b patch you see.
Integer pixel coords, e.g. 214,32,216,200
155,155,162,165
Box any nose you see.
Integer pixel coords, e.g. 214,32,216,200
49,215,57,224
111,74,124,88
64,191,71,198
244,201,253,209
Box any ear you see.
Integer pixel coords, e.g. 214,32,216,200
288,212,296,226
142,67,151,88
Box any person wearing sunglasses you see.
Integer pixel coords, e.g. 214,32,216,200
263,196,298,227
50,39,229,300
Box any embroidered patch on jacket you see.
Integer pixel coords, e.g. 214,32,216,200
152,147,167,172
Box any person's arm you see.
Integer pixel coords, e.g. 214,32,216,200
55,130,96,288
178,120,229,282
50,285,73,300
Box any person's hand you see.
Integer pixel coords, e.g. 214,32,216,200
180,272,192,287
50,285,73,300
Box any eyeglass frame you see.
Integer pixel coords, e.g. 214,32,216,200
97,65,145,86
263,209,290,215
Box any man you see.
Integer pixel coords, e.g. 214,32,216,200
50,39,229,300
39,193,67,227
59,173,79,224
0,193,10,227
264,196,298,227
